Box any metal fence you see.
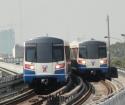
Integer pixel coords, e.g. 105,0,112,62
3,58,23,65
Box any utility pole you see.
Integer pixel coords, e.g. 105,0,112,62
121,34,125,43
107,15,111,67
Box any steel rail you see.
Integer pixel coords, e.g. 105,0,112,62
60,76,84,105
37,76,73,105
59,76,93,105
72,82,92,105
0,89,34,105
106,80,116,93
101,80,115,95
9,75,73,105
0,66,30,105
113,79,124,91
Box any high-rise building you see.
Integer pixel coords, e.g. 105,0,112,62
12,44,24,58
0,29,15,55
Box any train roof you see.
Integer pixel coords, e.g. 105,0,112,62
25,36,69,46
80,40,106,45
70,40,106,48
25,36,64,43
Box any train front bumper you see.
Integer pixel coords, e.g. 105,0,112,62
23,69,67,83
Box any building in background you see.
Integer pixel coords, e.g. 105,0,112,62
12,44,24,58
0,29,15,55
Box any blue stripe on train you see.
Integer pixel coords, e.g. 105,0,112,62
23,69,66,83
77,64,108,73
100,64,108,67
23,69,35,83
55,69,65,82
77,64,86,72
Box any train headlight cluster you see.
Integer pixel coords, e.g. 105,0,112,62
24,64,35,70
55,63,65,69
100,59,107,64
100,60,104,64
77,59,86,65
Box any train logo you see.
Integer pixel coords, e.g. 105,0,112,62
91,61,95,66
42,65,48,72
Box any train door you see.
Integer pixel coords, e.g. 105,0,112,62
84,44,100,68
35,43,53,75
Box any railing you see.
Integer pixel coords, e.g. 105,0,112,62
3,58,23,65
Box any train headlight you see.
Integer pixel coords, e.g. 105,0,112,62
30,65,35,70
100,60,104,64
24,64,35,70
55,63,65,69
77,59,86,65
100,59,107,64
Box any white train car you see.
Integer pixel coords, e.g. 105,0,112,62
70,40,118,80
23,36,70,87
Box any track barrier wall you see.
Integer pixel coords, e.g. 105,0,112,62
92,69,125,105
98,88,125,105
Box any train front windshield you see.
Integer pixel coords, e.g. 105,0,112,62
79,44,107,59
25,43,64,63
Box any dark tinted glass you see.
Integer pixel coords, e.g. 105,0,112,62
52,44,64,62
37,43,52,63
25,47,36,62
87,44,98,59
99,47,107,58
79,46,87,58
26,43,64,63
79,44,107,59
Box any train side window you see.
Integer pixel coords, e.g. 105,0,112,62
52,44,64,62
79,46,87,58
25,47,36,62
98,47,107,58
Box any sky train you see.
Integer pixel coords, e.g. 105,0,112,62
23,36,118,89
70,40,118,80
23,36,70,87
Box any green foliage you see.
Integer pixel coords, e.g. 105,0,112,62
110,42,125,68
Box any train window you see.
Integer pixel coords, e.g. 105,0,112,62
79,42,107,59
37,43,64,62
79,46,87,58
25,47,36,62
37,43,52,63
98,47,107,58
87,44,98,59
52,44,64,62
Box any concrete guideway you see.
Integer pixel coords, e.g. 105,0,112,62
88,69,125,105
0,62,23,75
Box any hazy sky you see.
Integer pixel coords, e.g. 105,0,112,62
0,0,125,45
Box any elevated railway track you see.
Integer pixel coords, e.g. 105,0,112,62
0,75,93,105
0,63,125,105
